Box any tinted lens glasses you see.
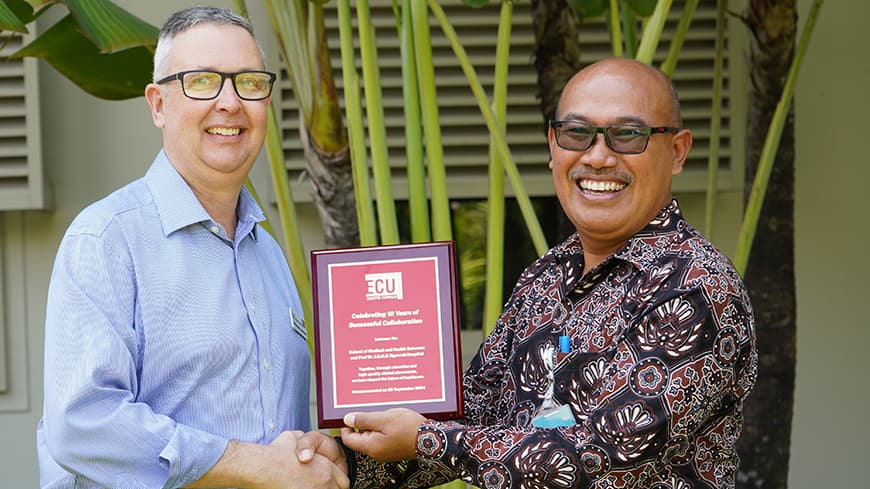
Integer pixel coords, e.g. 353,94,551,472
550,120,679,155
156,70,277,101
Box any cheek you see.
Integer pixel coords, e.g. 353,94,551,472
246,103,269,127
549,150,575,175
550,158,575,194
630,150,672,180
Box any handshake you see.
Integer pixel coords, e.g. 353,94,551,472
268,408,427,489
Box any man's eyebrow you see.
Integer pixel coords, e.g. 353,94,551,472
558,112,649,126
559,112,587,121
613,115,647,125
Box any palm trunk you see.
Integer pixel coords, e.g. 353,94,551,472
531,0,583,123
303,3,359,249
299,121,359,249
530,0,582,243
737,1,797,487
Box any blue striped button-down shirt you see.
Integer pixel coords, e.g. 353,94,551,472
37,151,311,489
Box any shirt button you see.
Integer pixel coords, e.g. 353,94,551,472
210,225,219,234
269,420,276,432
264,359,271,371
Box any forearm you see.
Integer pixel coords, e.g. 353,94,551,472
190,432,350,489
185,441,266,488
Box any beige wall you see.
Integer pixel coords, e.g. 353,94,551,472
790,0,869,486
0,0,865,487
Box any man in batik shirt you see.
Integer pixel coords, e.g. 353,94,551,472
300,57,758,489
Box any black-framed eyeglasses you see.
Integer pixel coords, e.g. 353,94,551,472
550,120,680,155
155,70,277,101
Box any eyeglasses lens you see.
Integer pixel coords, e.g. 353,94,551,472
555,122,650,154
181,72,221,99
606,126,649,153
234,73,273,99
181,71,273,100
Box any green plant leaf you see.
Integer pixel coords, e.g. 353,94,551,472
25,0,56,9
567,0,608,20
462,0,491,7
64,0,157,53
12,14,152,99
0,0,35,32
625,0,658,17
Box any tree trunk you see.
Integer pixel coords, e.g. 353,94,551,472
530,0,583,242
302,3,359,250
300,120,359,249
737,1,797,487
530,0,583,124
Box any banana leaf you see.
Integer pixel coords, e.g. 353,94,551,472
11,14,153,100
0,0,32,32
64,0,157,53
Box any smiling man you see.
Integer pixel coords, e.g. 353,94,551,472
300,58,758,489
37,6,346,489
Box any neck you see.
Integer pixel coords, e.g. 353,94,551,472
191,185,241,241
579,238,624,276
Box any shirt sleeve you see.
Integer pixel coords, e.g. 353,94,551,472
412,284,755,488
42,232,228,489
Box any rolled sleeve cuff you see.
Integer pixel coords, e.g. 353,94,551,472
160,424,229,489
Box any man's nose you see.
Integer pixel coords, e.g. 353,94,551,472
580,133,618,168
215,78,242,108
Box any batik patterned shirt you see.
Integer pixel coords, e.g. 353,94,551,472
350,198,757,489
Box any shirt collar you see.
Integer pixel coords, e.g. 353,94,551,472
145,150,266,238
549,197,686,279
236,184,265,241
612,197,685,271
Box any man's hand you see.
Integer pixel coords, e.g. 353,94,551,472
265,431,349,489
296,430,348,477
339,408,426,462
186,431,349,489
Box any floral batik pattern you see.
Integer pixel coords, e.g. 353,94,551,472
350,199,757,489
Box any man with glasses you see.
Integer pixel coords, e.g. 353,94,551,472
37,6,347,489
299,58,757,488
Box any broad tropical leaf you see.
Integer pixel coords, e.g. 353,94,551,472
625,0,657,16
11,14,152,99
64,0,157,53
25,0,55,9
0,0,32,32
567,0,607,19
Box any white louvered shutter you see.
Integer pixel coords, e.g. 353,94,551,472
0,32,46,210
276,0,737,201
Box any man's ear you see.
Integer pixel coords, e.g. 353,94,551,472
144,83,166,129
547,125,557,169
670,128,693,176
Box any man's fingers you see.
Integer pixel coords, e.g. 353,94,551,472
295,431,326,463
297,448,314,463
338,427,367,454
343,413,357,429
343,411,390,431
333,460,350,489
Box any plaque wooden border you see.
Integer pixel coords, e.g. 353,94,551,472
311,241,463,428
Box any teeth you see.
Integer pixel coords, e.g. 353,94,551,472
579,179,626,192
207,127,240,136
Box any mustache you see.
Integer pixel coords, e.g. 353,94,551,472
567,166,633,184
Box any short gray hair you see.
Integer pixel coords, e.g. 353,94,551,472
152,6,262,81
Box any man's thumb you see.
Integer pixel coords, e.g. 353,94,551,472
296,447,314,463
343,412,358,429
